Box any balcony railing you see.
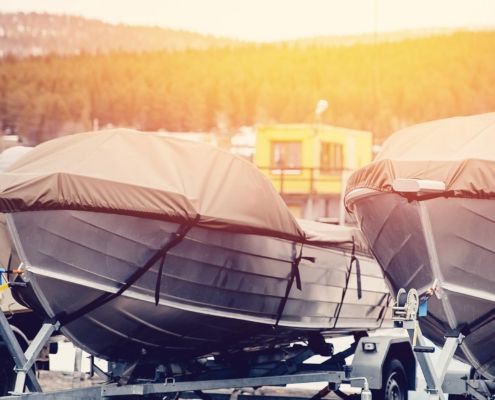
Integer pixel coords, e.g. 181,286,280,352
257,166,349,195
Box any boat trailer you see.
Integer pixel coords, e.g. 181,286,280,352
0,307,421,400
5,286,494,400
393,287,495,400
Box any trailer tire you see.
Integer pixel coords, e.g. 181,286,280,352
373,358,408,400
0,348,15,396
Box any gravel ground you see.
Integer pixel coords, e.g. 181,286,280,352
37,370,104,392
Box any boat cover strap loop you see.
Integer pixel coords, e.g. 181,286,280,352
274,242,305,327
58,214,200,326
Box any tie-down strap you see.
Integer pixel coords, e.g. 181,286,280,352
58,215,200,326
274,242,311,327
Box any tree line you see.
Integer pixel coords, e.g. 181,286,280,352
0,30,494,144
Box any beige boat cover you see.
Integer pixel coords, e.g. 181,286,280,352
297,219,372,255
346,113,495,199
0,129,311,241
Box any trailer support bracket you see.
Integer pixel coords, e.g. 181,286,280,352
0,309,43,393
0,312,60,396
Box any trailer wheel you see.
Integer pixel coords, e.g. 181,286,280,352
373,358,408,400
0,349,15,396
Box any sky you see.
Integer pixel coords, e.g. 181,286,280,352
1,0,494,41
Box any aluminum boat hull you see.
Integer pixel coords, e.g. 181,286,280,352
7,210,391,362
349,192,495,379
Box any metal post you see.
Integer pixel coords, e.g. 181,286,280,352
404,321,445,399
397,289,464,400
280,169,284,194
309,167,314,194
13,320,60,395
0,309,42,393
73,347,83,388
436,336,463,383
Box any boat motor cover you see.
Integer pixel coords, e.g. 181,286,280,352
0,129,329,244
345,113,495,201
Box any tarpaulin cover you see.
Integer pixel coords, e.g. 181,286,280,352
0,129,310,240
0,130,369,250
0,129,311,241
346,113,495,199
297,218,372,255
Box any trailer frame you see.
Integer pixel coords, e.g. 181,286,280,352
393,288,495,400
0,308,422,400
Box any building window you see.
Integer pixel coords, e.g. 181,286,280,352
320,142,344,174
271,141,301,173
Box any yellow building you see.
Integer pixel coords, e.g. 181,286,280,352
255,123,372,219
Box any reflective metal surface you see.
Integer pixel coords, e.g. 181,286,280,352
8,210,391,362
352,193,495,379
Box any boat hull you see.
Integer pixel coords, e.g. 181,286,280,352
349,192,495,379
7,210,391,362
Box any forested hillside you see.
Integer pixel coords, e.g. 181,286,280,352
1,30,494,144
0,13,236,57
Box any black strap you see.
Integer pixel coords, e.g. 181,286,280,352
461,307,495,337
333,240,362,327
5,252,12,280
376,293,391,328
59,215,200,326
293,248,303,291
274,242,305,327
350,242,362,300
154,254,167,306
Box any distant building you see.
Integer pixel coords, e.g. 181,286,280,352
155,131,218,147
255,123,372,220
0,134,22,151
230,126,256,161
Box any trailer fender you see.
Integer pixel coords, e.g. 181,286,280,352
350,336,416,391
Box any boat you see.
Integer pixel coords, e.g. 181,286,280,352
0,146,32,314
345,113,495,379
0,129,391,364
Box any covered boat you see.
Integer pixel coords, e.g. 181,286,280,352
345,113,495,379
0,129,391,363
